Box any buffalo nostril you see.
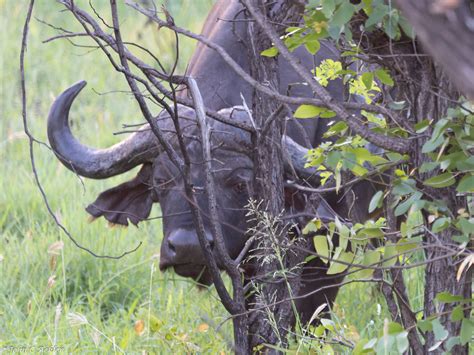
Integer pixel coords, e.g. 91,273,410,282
168,240,176,254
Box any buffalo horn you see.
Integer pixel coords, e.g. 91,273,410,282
47,81,160,179
282,136,320,184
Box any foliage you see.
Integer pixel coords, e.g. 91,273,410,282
264,0,474,352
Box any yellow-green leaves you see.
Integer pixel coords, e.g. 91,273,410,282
294,104,336,119
314,59,342,86
260,46,278,57
313,235,330,264
361,72,374,90
374,68,394,86
304,37,320,54
326,248,354,275
352,250,381,279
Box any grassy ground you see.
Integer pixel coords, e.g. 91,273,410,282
0,1,424,353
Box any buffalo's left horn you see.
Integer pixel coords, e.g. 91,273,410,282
47,81,160,179
282,135,320,185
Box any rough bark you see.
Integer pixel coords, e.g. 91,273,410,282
243,0,306,351
387,52,469,355
398,56,470,355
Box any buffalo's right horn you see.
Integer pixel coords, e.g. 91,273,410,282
282,135,321,185
47,81,160,179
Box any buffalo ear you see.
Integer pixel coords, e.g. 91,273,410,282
86,164,154,226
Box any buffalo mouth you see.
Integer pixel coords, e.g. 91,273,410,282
168,264,214,286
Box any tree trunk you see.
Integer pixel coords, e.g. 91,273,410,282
244,0,305,351
390,51,471,354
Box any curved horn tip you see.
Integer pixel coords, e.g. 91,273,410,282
64,80,87,97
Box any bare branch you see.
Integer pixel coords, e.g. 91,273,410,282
22,0,141,259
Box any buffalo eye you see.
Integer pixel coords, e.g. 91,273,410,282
233,182,246,194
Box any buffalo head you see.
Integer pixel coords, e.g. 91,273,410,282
48,81,312,285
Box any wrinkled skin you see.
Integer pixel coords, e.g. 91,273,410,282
47,0,375,323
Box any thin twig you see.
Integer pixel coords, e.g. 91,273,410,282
21,0,141,259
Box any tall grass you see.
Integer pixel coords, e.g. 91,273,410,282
0,1,426,353
1,1,232,352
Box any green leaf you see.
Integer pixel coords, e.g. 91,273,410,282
335,217,350,250
363,338,377,351
457,156,474,172
387,322,404,334
422,135,445,153
460,318,473,345
383,15,400,39
426,118,450,143
395,237,420,255
398,15,415,38
365,4,387,28
320,110,337,118
417,319,433,332
294,104,335,119
361,72,374,90
335,169,342,193
431,217,451,233
260,46,278,57
451,305,464,322
419,162,439,173
456,217,474,234
395,331,409,353
324,121,348,137
327,249,354,275
353,250,380,279
457,175,474,193
445,337,461,351
382,242,398,267
328,23,343,40
321,0,336,18
423,172,455,188
436,291,465,303
304,39,320,55
415,119,430,133
432,319,449,342
321,318,336,331
388,101,405,110
368,190,383,213
374,69,394,86
313,235,330,264
357,227,384,238
303,218,322,234
332,2,356,27
395,191,422,216
392,178,417,195
149,314,164,333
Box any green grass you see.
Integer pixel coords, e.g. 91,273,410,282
0,1,426,353
1,1,231,352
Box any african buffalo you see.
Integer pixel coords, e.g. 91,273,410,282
47,0,374,323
